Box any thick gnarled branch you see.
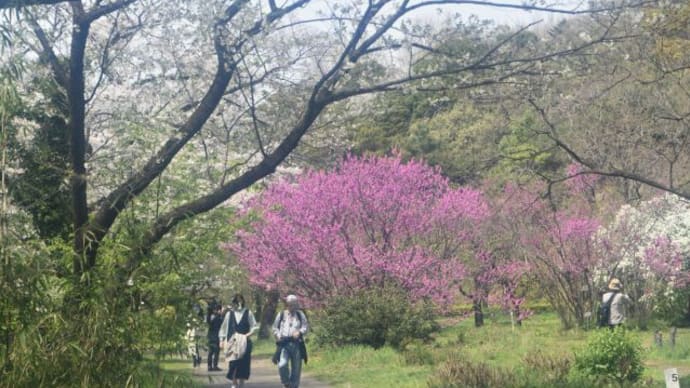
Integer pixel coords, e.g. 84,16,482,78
90,0,312,264
0,0,69,9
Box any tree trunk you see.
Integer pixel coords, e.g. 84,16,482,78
473,299,484,327
670,327,677,347
252,288,263,326
259,289,280,339
514,306,522,326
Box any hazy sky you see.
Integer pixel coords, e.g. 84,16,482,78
408,1,584,27
294,1,585,35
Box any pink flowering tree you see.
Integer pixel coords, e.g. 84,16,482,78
451,183,535,327
461,248,531,327
496,182,603,328
230,154,488,310
488,260,533,325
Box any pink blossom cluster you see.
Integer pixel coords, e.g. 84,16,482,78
230,154,488,308
644,236,690,288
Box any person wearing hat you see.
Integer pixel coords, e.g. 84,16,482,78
272,294,309,388
602,278,632,328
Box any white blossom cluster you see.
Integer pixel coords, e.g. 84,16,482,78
594,193,690,315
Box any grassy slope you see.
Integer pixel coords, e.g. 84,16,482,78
305,312,690,387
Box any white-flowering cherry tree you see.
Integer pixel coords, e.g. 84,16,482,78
595,193,690,325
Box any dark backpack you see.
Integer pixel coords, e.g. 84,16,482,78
597,292,618,327
278,309,306,327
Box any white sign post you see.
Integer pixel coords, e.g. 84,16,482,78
665,368,680,388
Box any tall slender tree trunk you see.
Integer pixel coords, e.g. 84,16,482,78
514,306,522,327
66,6,92,275
473,299,484,327
1,88,12,373
259,289,280,339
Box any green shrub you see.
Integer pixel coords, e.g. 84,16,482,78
0,240,197,387
314,285,440,349
573,327,644,384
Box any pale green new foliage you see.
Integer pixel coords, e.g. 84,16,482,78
573,327,644,384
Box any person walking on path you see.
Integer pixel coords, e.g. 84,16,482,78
186,319,202,368
602,278,632,329
220,293,258,388
206,303,224,371
272,294,309,388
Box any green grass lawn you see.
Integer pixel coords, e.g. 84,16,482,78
149,314,690,387
305,312,690,387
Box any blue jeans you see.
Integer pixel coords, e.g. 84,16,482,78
278,341,302,387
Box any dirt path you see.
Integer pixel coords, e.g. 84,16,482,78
194,356,330,388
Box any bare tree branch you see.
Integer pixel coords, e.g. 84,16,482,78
530,100,690,202
82,0,137,23
0,0,69,9
238,58,268,157
405,0,655,15
349,0,410,62
85,19,121,105
25,11,68,88
330,27,627,102
136,83,331,259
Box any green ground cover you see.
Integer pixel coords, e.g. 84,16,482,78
159,312,690,387
305,312,690,387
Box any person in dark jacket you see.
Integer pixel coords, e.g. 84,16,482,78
206,303,224,371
